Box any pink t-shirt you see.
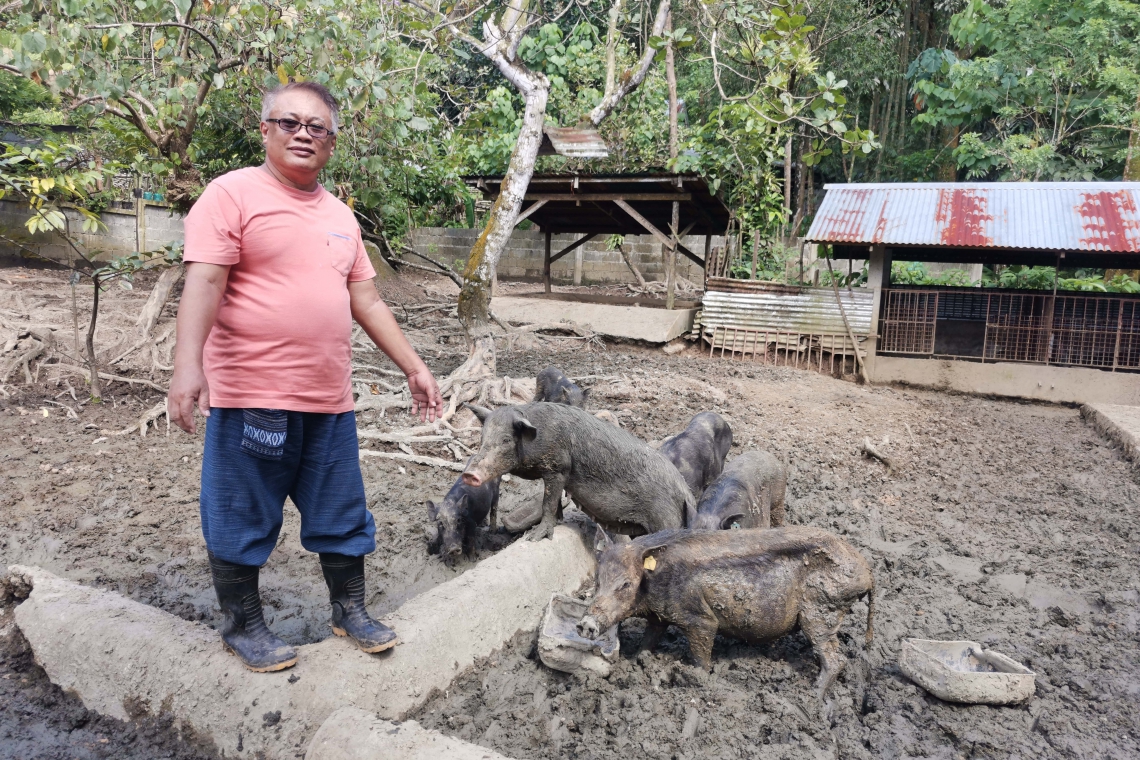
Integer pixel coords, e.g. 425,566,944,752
183,166,376,413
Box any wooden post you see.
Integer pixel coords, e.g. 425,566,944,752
666,200,679,310
751,229,759,280
544,231,552,294
703,234,712,288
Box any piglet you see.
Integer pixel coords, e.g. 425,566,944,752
691,450,786,530
425,475,500,563
534,366,589,408
579,526,874,694
657,412,733,501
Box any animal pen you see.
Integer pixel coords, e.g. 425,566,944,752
805,182,1140,404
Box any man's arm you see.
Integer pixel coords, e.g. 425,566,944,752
348,278,443,422
168,263,231,433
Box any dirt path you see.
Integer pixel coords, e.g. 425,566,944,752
2,268,1139,758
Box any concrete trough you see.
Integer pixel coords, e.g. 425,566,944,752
10,523,594,758
305,707,514,760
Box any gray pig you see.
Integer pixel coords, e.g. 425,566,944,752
425,475,500,563
657,412,732,501
462,402,694,540
691,451,786,530
578,527,874,694
534,366,588,407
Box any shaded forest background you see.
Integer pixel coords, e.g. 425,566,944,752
3,0,1139,254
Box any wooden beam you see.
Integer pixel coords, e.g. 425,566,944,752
515,199,547,225
491,193,691,202
613,199,674,249
675,242,704,268
549,233,598,264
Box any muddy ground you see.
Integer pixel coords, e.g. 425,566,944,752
1,267,1139,759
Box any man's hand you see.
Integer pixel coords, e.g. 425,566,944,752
168,364,211,434
407,368,443,422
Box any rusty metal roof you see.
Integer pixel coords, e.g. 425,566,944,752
806,183,1140,253
538,126,609,159
699,279,874,336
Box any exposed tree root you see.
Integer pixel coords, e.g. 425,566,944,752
49,364,168,394
102,401,169,437
0,328,54,384
358,450,466,471
861,436,895,474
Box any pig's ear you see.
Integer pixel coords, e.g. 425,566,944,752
638,537,671,568
513,417,537,441
581,388,590,401
593,524,614,555
426,500,438,520
463,403,492,423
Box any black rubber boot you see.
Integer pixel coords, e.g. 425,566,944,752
209,553,298,672
319,553,398,653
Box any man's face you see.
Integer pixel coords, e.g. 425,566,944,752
260,89,337,180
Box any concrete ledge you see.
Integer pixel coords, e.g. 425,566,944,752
869,355,1140,405
493,296,697,344
305,707,513,760
1081,403,1140,465
10,524,594,759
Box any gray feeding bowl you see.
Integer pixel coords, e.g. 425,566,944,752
538,594,620,677
899,639,1036,705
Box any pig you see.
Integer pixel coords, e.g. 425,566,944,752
462,402,694,541
534,366,588,408
425,475,500,563
578,526,874,694
691,451,786,530
657,412,733,501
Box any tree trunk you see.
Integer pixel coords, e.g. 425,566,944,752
664,11,679,311
1125,87,1140,181
783,135,793,238
456,84,549,371
86,276,103,399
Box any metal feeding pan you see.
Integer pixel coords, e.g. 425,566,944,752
538,594,619,677
900,639,1036,705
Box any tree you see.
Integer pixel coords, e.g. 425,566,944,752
909,0,1140,180
0,140,175,397
0,0,434,207
400,0,672,382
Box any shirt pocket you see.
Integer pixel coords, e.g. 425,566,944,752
326,232,357,277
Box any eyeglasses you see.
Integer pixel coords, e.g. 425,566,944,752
265,118,335,139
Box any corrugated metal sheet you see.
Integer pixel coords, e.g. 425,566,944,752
699,279,873,336
538,126,610,159
805,182,1140,252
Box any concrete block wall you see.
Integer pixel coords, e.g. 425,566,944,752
409,227,725,286
0,200,184,263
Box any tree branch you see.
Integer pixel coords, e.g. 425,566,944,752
86,22,222,61
588,0,670,125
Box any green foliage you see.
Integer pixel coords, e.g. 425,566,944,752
0,141,110,236
891,262,976,287
910,0,1140,180
0,70,53,118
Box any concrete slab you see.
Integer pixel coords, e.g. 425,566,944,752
306,707,513,760
10,522,594,759
1081,403,1140,465
869,355,1140,406
493,296,697,343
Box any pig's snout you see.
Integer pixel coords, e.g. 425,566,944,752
577,615,602,640
462,471,482,487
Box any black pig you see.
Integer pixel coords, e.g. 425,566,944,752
462,402,694,541
534,366,588,408
657,412,732,501
578,527,874,694
425,475,500,562
691,451,786,530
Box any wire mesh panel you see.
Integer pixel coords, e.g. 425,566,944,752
984,293,1050,363
880,290,938,354
1051,297,1120,368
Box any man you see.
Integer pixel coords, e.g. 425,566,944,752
168,81,442,673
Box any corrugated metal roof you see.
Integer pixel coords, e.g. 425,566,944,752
538,126,609,159
805,183,1140,252
699,279,873,336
